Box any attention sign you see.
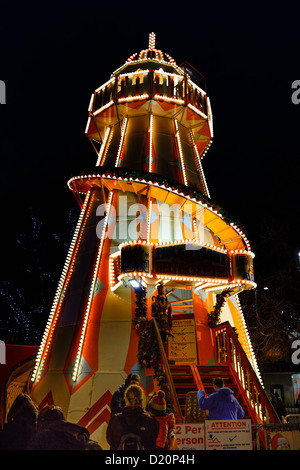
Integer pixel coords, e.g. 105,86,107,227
205,420,253,450
176,421,252,450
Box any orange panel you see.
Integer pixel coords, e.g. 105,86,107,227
193,291,215,365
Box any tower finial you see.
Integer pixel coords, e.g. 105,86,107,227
149,32,155,50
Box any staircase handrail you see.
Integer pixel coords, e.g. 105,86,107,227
212,321,279,424
152,319,183,423
190,364,206,395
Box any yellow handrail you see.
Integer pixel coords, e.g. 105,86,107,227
190,364,205,394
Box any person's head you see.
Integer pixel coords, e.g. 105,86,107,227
213,378,224,390
125,384,144,408
37,405,65,427
148,390,167,416
125,373,140,388
7,393,38,424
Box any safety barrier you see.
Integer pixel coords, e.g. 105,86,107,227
253,422,300,450
92,69,207,117
283,414,300,424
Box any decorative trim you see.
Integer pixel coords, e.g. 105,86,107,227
207,288,233,328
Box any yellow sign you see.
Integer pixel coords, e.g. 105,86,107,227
168,318,197,364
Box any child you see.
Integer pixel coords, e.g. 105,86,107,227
147,390,176,449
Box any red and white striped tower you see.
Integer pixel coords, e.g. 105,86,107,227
30,34,258,448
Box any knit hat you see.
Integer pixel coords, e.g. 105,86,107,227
148,390,167,416
125,373,140,388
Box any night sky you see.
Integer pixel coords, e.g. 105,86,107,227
0,2,299,308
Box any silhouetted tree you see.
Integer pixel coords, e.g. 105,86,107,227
0,205,79,344
240,219,300,365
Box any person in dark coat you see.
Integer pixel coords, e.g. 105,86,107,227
110,373,140,415
273,393,287,423
197,378,245,420
0,393,38,450
31,405,102,450
107,384,159,450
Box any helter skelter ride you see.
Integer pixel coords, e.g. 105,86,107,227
30,33,279,449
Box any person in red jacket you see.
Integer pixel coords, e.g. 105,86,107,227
197,378,245,420
147,390,176,449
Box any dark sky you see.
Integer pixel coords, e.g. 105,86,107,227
0,2,299,278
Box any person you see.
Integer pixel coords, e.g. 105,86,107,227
0,393,38,450
30,405,102,450
147,390,176,449
106,384,159,450
273,393,287,423
197,378,245,420
110,372,140,415
151,283,173,348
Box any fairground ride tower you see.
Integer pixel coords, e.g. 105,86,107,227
30,34,261,448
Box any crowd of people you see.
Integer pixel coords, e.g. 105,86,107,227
0,373,176,450
0,393,102,450
107,373,176,450
0,372,248,450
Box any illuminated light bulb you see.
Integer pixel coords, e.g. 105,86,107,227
88,94,94,112
119,69,150,78
154,94,184,105
148,33,155,51
95,77,115,93
115,117,128,167
149,114,153,172
187,103,207,120
129,279,141,289
93,100,114,117
118,93,149,103
85,117,91,134
96,126,111,166
174,120,188,186
189,129,210,198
